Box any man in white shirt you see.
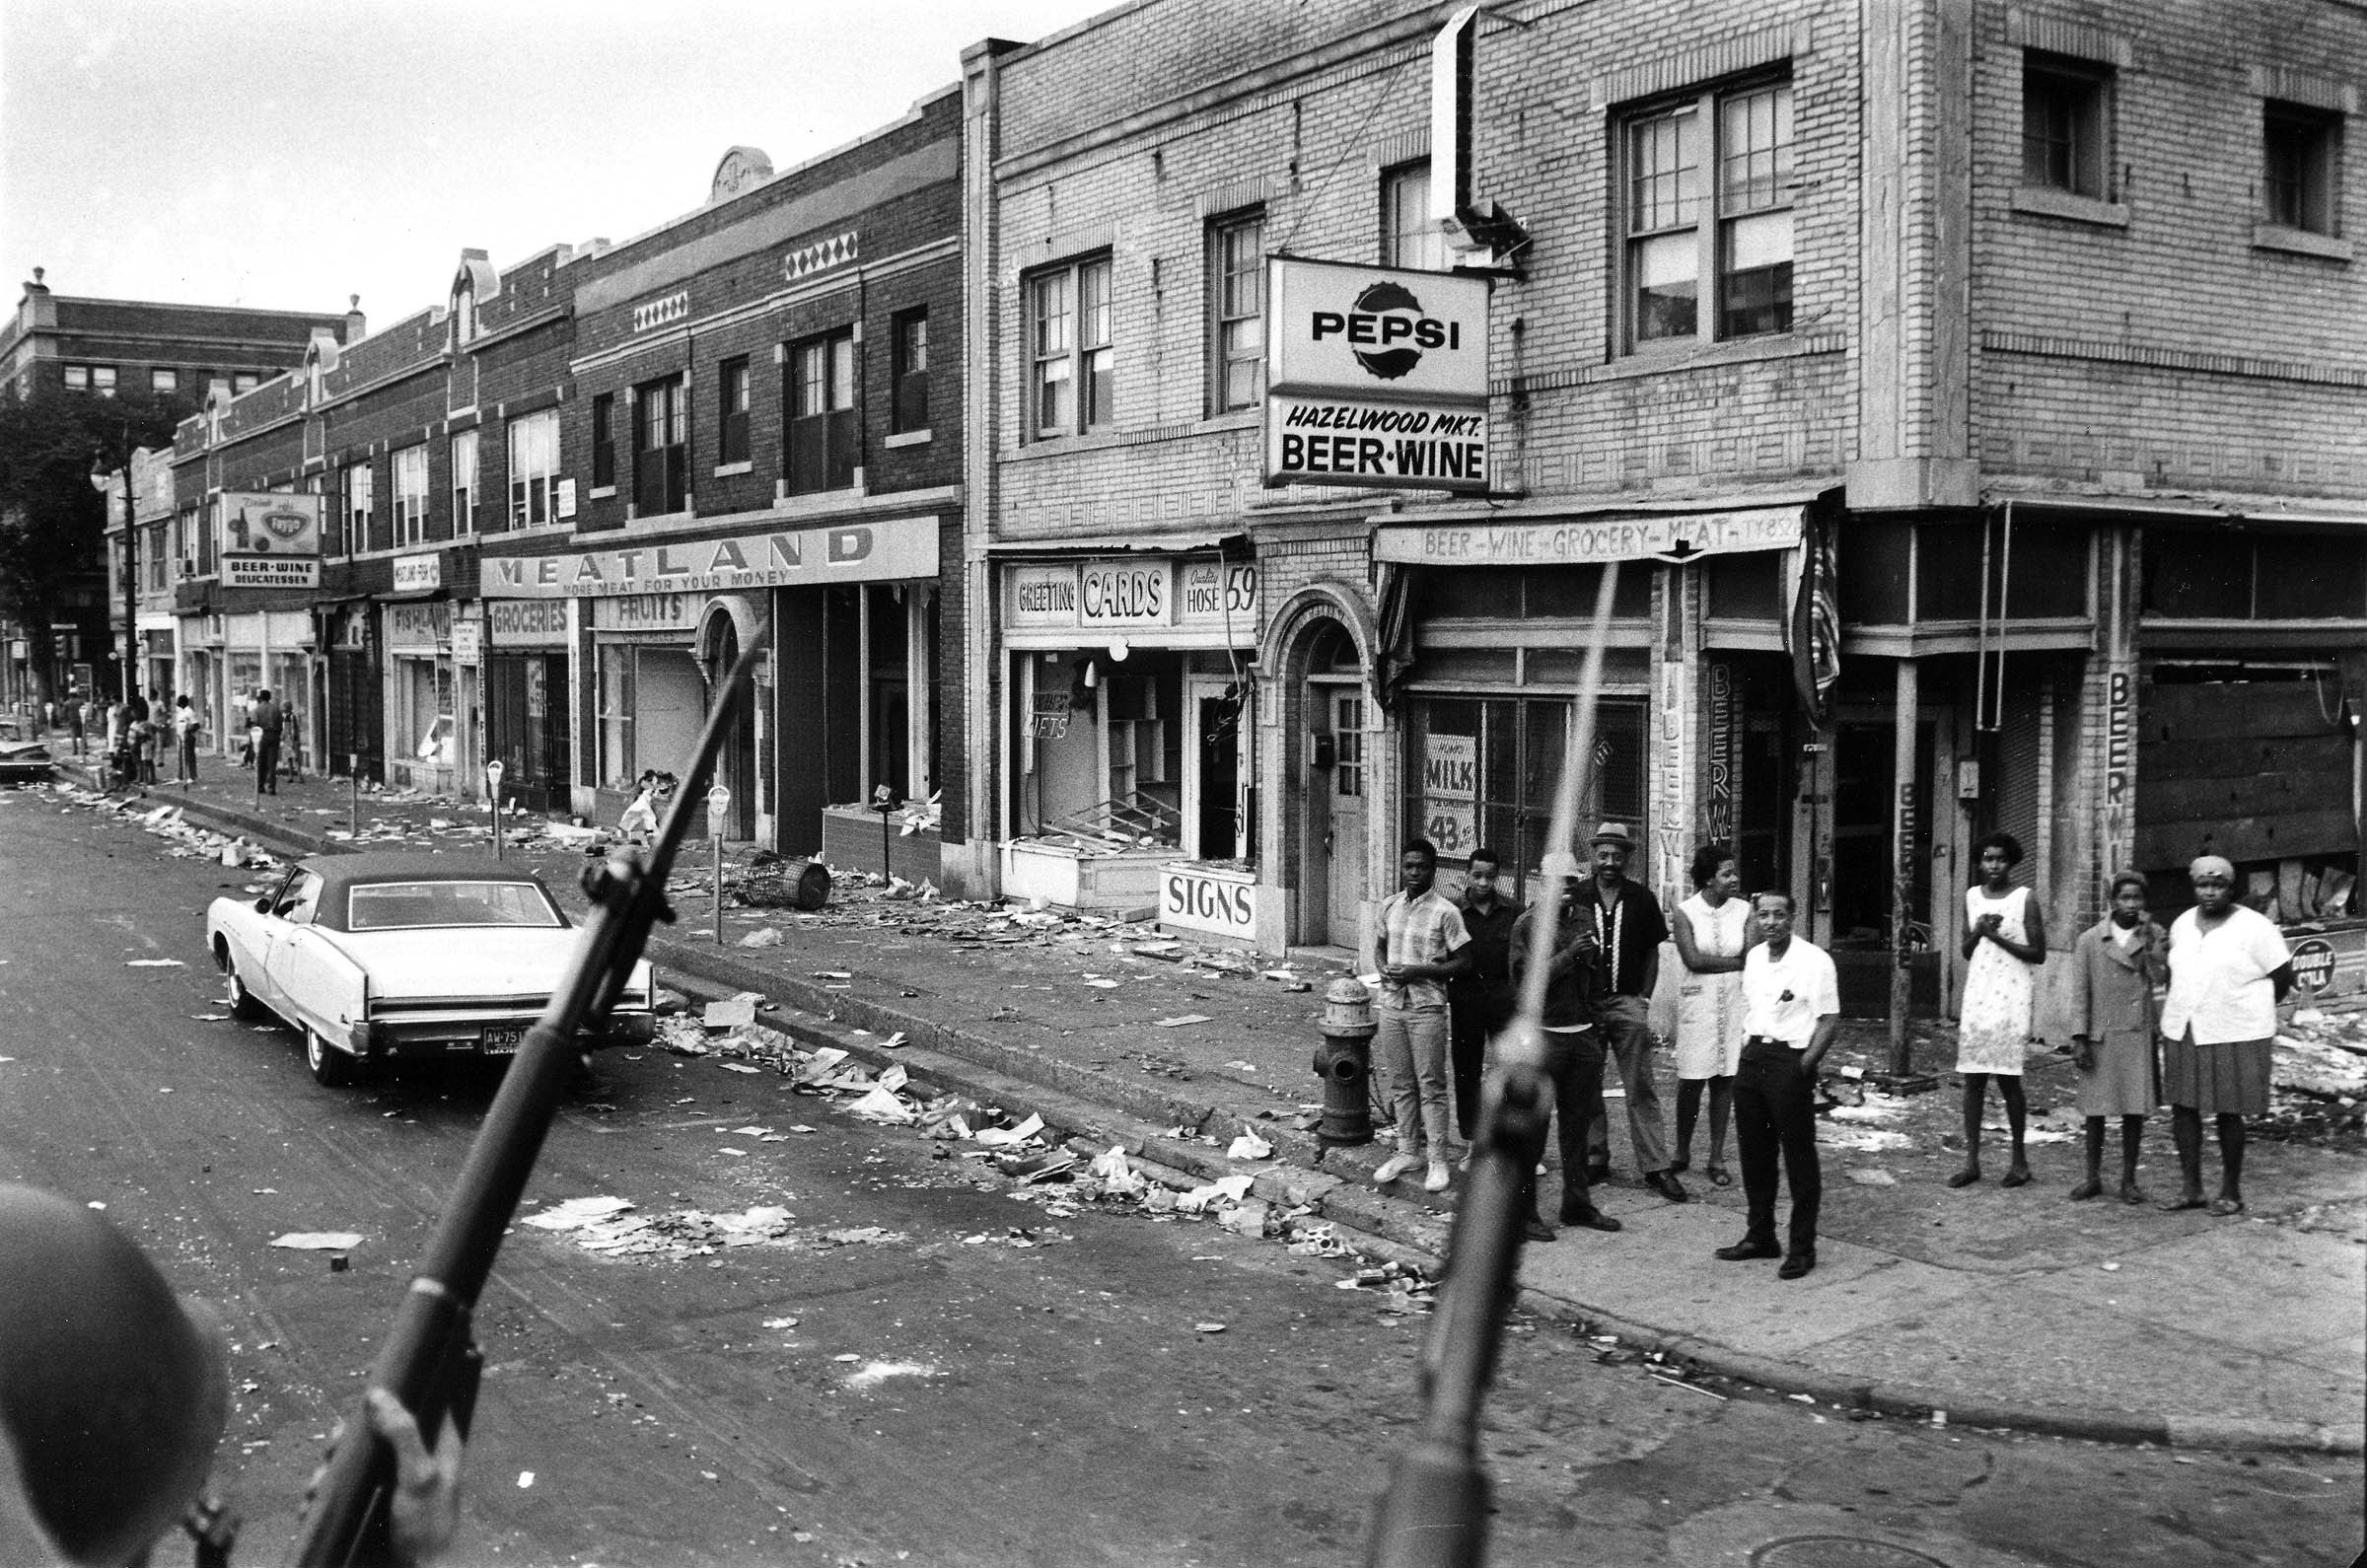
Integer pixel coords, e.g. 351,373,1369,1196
2157,854,2293,1216
1715,891,1840,1280
1364,837,1472,1194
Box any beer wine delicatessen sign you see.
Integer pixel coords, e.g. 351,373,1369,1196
219,492,323,590
1264,256,1491,493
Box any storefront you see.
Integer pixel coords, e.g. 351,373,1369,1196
323,602,384,784
996,549,1261,924
384,599,456,793
218,608,317,771
483,515,940,850
2128,516,2365,987
483,598,572,814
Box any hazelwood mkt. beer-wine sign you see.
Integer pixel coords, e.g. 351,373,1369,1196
1262,257,1492,494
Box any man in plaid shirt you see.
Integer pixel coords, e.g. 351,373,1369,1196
1364,837,1472,1193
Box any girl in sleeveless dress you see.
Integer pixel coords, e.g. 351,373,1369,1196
1952,831,2048,1188
1670,843,1754,1186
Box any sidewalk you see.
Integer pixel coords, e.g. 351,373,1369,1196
59,756,2367,1455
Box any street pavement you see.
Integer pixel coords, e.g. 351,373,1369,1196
44,756,2367,1462
3,774,2362,1568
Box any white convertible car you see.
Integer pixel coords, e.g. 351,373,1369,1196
207,852,657,1086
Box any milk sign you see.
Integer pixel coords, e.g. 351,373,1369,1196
1422,733,1478,859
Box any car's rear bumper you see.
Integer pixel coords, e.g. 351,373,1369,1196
352,1011,656,1060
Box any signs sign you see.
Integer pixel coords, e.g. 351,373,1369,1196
480,517,936,599
1265,257,1490,495
1374,507,1806,568
1159,863,1257,940
1005,557,1258,641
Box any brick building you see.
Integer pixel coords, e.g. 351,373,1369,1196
3,271,354,708
479,92,968,863
962,0,2367,1017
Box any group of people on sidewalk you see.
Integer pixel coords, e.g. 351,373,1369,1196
53,686,294,793
1364,821,2299,1282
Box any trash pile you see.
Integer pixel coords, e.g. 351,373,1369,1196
520,1193,911,1262
47,790,286,872
2269,1008,2367,1145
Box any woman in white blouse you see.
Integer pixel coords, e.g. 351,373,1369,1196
2158,855,2294,1216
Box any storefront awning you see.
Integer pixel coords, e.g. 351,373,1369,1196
1373,504,1807,568
1988,492,2367,532
985,531,1245,556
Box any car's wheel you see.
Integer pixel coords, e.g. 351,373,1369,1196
217,942,264,1021
305,1027,356,1088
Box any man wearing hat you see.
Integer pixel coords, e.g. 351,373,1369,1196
1580,822,1687,1203
2158,854,2294,1216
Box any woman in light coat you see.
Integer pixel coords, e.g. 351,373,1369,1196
2064,871,2168,1203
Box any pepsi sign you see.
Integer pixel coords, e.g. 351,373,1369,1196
1267,257,1488,401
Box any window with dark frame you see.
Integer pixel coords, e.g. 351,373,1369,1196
344,461,375,553
890,311,928,435
393,444,429,546
451,430,476,535
2021,52,2112,198
632,376,687,517
718,357,752,463
786,330,856,493
1027,256,1112,440
506,408,559,530
591,393,615,490
2262,103,2340,235
1622,76,1794,350
1382,161,1446,270
1210,211,1265,411
151,368,178,393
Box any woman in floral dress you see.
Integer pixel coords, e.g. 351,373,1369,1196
1951,831,2047,1188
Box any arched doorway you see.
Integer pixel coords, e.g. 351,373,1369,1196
1299,616,1370,949
694,597,761,840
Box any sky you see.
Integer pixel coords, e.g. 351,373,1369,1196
1,0,1098,327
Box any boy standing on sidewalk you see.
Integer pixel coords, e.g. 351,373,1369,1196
1365,838,1471,1194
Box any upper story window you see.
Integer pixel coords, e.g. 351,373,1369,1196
787,330,857,494
342,461,375,555
232,372,260,395
453,287,476,345
507,407,560,530
633,376,687,516
2263,102,2342,236
451,430,477,535
393,444,430,546
1209,211,1265,411
1622,77,1794,349
718,357,752,464
591,393,616,491
65,363,116,395
1027,256,1112,440
2021,52,2113,199
151,368,179,393
1382,161,1446,271
890,311,929,435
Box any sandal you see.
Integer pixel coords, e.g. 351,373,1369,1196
1705,1165,1734,1187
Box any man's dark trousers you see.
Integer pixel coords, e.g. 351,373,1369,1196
1524,1027,1607,1216
255,733,280,794
1449,986,1515,1140
1732,1035,1821,1251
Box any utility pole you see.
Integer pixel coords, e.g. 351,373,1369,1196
91,421,139,702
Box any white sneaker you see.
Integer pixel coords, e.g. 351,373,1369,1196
1373,1153,1420,1184
1424,1162,1452,1192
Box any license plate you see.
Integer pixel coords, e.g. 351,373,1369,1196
481,1025,529,1056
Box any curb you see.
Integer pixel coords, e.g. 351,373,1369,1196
83,769,2367,1460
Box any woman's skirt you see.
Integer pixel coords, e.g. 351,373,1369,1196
2161,1030,2270,1117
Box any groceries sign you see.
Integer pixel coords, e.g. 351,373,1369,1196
1263,257,1491,494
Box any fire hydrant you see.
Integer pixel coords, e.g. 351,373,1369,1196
1312,975,1378,1151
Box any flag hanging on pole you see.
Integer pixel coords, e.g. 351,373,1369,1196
1787,488,1842,724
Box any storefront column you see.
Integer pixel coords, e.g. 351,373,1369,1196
1889,656,1919,1071
1650,566,1701,914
